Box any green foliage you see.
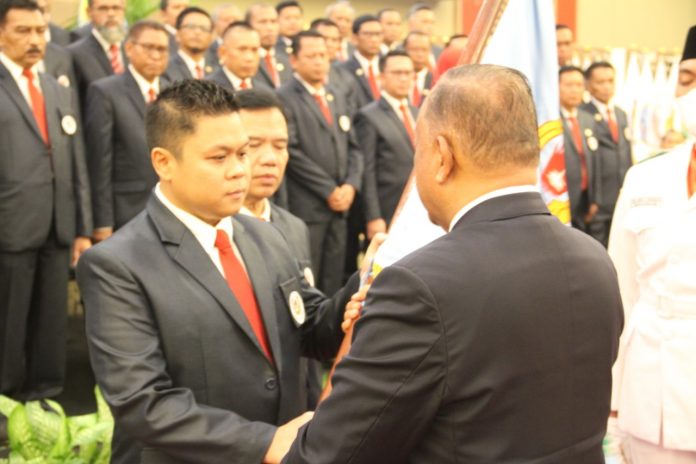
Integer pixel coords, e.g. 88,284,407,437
0,386,113,464
125,0,159,26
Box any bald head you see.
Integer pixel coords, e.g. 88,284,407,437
424,64,539,171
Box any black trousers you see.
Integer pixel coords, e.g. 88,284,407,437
307,215,346,297
0,230,70,400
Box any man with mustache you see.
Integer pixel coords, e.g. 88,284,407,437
0,0,92,405
67,0,127,111
164,6,217,82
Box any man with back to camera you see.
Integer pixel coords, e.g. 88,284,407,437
76,79,373,463
84,20,170,243
281,64,624,464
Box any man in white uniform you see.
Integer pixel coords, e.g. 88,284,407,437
608,24,696,464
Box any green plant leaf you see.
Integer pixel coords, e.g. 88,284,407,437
24,401,61,452
7,404,41,459
0,396,20,419
94,387,112,425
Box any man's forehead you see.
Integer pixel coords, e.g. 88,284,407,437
4,8,46,25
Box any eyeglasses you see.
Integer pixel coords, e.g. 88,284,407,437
132,42,169,55
179,24,212,33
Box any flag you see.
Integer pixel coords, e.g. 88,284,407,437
373,0,566,271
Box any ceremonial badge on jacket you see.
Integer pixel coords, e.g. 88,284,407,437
61,115,77,135
584,128,593,138
326,93,334,102
288,290,306,326
587,136,598,151
285,47,293,55
594,113,602,122
303,267,315,287
339,115,351,132
205,65,213,74
277,63,285,72
356,68,364,76
57,74,71,88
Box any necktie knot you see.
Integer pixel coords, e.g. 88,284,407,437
239,80,248,89
22,68,34,80
215,229,232,252
147,87,156,103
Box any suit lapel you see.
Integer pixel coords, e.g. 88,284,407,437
88,35,114,75
39,74,60,144
295,80,333,132
0,64,45,142
122,71,146,119
350,59,373,101
148,197,274,368
379,98,412,150
232,218,283,375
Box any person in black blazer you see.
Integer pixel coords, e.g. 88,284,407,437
246,4,292,89
278,31,363,296
77,79,362,464
580,61,632,247
157,0,189,55
164,6,217,82
356,51,418,240
206,21,270,91
406,3,443,67
84,21,170,243
559,66,601,235
67,0,127,111
282,65,623,464
403,30,434,107
339,15,383,110
0,0,92,401
42,42,76,88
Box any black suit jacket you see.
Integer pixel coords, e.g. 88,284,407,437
339,56,377,110
69,23,92,42
256,47,292,89
328,62,360,116
285,192,623,464
0,63,92,251
355,98,417,224
77,195,359,464
562,109,600,231
277,77,364,224
164,52,218,83
84,70,168,229
43,42,77,89
206,67,271,91
270,204,312,271
49,22,72,47
579,102,632,219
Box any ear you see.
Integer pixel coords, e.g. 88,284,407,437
123,39,134,61
217,43,226,62
434,134,454,184
289,53,297,71
151,147,176,181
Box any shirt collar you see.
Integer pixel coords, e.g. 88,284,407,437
381,91,409,116
0,52,38,81
448,185,539,232
258,46,275,58
155,183,234,253
294,73,325,97
91,27,116,53
164,24,177,36
178,49,205,72
128,64,160,100
222,66,251,89
560,107,577,119
239,199,272,222
590,96,614,116
353,50,379,75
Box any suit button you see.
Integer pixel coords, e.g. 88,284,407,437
265,378,277,390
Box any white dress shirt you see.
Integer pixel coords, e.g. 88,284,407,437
128,64,160,102
178,50,206,78
353,50,379,80
0,52,42,105
239,199,272,222
448,185,540,232
381,91,414,127
590,96,616,121
222,66,252,89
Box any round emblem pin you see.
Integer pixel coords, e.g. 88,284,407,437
584,128,593,138
594,113,602,122
587,136,598,151
277,63,285,72
57,74,71,88
326,93,334,102
356,68,364,76
339,115,351,132
205,66,213,74
61,115,77,135
303,267,315,287
288,290,306,326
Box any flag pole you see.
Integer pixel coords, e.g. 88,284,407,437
318,0,509,404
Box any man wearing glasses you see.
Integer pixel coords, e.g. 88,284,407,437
83,20,170,244
164,6,217,82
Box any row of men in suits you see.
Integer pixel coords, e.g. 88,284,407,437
559,61,632,247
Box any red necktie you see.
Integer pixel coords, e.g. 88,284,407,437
688,143,696,198
109,44,123,74
411,83,421,107
239,80,248,90
367,64,379,100
215,230,273,363
147,88,156,103
568,116,588,191
195,65,204,80
314,94,333,126
22,68,49,145
400,103,415,146
264,54,279,87
606,107,619,143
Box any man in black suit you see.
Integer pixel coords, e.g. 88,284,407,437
311,18,357,113
406,3,442,68
580,61,632,247
559,65,601,235
278,31,363,295
164,6,217,82
276,1,302,54
208,3,241,61
157,0,188,54
325,0,354,61
282,64,624,464
84,20,170,243
356,51,417,240
340,14,382,110
246,3,291,88
403,30,433,107
77,79,363,464
67,0,127,110
0,0,92,401
207,21,269,91
378,8,402,55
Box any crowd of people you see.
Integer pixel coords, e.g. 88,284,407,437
0,0,695,461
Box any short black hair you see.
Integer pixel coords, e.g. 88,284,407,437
403,30,429,48
235,88,287,122
379,50,411,73
127,20,168,42
222,20,255,39
291,30,325,56
146,80,239,155
377,8,398,20
584,61,614,80
276,0,302,14
0,0,41,25
310,17,338,30
352,14,379,35
175,6,212,30
558,65,584,80
407,3,433,18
